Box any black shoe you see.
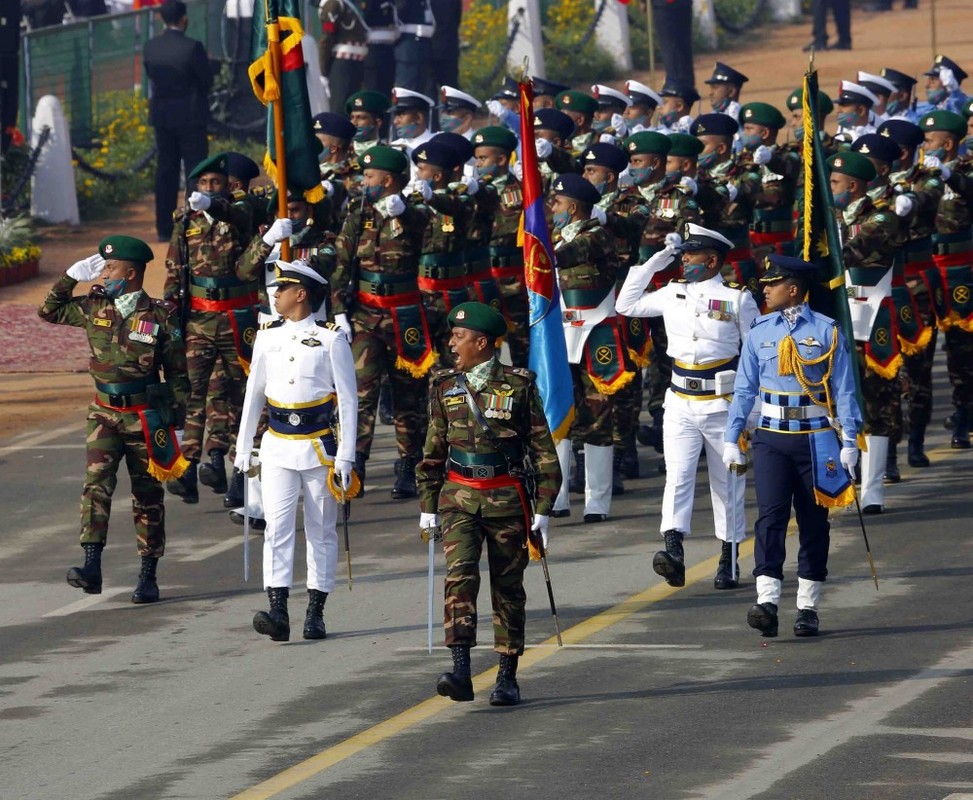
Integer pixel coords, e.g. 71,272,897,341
302,589,328,640
66,542,103,594
862,504,884,515
907,429,930,468
713,541,740,590
584,513,608,524
391,456,418,500
619,444,640,479
611,453,625,496
550,509,570,519
489,654,521,706
944,413,956,430
131,555,160,604
802,39,827,52
568,449,585,494
354,453,366,497
253,587,290,641
228,510,267,531
378,381,394,425
794,608,820,637
167,461,199,504
884,446,901,484
437,645,474,702
653,529,685,587
223,468,245,508
832,40,852,50
747,602,779,637
157,231,172,243
951,408,971,448
198,449,228,494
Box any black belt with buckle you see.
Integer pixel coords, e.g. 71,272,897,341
268,409,332,427
448,460,508,479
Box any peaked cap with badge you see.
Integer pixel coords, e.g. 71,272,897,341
659,79,700,105
835,80,879,107
272,259,329,289
705,61,748,86
391,87,434,112
857,71,897,98
626,80,662,108
99,235,154,265
440,85,482,112
491,76,519,100
591,84,632,110
924,54,968,83
880,68,917,90
759,254,817,283
677,223,734,255
533,76,570,98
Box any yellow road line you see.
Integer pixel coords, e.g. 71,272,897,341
229,538,757,800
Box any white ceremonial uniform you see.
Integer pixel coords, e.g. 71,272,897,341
616,259,759,540
236,316,358,592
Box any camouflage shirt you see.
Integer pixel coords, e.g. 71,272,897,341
554,217,618,293
238,225,338,310
937,156,973,234
889,164,945,241
597,185,650,270
697,157,761,233
838,195,900,272
739,146,801,214
488,173,524,247
417,359,561,517
638,177,700,255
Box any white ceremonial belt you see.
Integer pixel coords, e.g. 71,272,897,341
399,23,434,37
367,28,400,43
561,290,615,364
671,374,717,392
333,44,368,58
760,402,828,420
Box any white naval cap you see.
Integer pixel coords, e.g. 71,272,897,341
857,71,897,97
591,84,633,109
836,80,880,107
625,80,663,107
391,87,435,111
271,259,329,288
439,85,482,111
677,223,735,254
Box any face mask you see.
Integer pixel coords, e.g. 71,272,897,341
665,169,682,182
291,219,307,235
836,111,858,129
711,96,731,113
552,209,572,229
962,136,973,152
591,118,611,134
697,150,720,170
923,146,946,161
682,259,710,282
477,163,503,181
628,165,653,185
741,132,763,151
793,126,805,142
833,189,853,210
354,123,377,141
659,110,680,128
103,277,129,299
867,175,884,191
364,183,384,203
590,179,608,195
885,97,903,115
927,87,947,106
395,121,422,139
200,190,222,200
627,114,650,129
439,113,462,133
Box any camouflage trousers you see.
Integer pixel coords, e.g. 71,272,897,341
81,405,165,556
204,359,232,456
350,305,429,460
645,316,672,414
420,290,457,370
612,368,642,454
493,274,530,368
441,509,528,655
570,362,614,447
944,326,973,410
857,347,903,440
182,311,247,461
901,286,938,431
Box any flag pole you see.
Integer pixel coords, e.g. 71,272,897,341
266,0,291,261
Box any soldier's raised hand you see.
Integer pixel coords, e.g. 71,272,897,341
385,194,407,218
188,191,211,211
66,254,107,282
262,217,293,245
752,145,772,165
407,178,433,201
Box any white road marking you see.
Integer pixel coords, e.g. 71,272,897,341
42,587,131,617
179,537,248,562
0,444,85,451
892,753,973,763
394,643,704,652
0,422,79,453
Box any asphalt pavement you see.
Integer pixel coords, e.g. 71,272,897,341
1,358,972,800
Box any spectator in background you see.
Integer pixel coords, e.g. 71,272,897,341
652,0,694,93
804,0,851,52
430,0,462,91
142,0,211,242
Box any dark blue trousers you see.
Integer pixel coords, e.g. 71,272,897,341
752,429,830,582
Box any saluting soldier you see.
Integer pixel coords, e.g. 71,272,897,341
313,111,359,232
704,61,748,121
533,108,580,190
917,55,969,117
833,80,879,144
39,236,189,604
624,80,663,133
417,302,561,706
555,89,599,158
345,90,391,161
656,79,698,134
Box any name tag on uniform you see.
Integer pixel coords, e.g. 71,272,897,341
445,396,466,407
186,227,203,237
93,318,113,327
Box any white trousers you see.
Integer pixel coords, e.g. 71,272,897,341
660,401,744,541
261,462,338,592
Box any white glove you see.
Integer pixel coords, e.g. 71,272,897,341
534,137,553,159
923,154,941,170
940,66,959,93
726,183,739,203
407,179,432,201
386,194,406,218
753,145,772,165
722,443,745,470
940,164,952,181
664,232,683,249
894,195,914,217
320,179,336,198
462,174,479,195
511,161,524,181
675,115,694,133
188,191,211,211
531,514,550,550
610,113,628,138
679,176,698,196
233,451,251,474
334,313,353,340
335,457,354,490
598,133,620,146
840,444,858,478
590,206,607,225
66,254,106,282
419,512,440,530
262,217,293,245
487,99,504,119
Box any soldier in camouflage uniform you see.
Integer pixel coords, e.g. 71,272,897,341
829,151,902,513
345,90,390,162
313,112,360,233
417,302,561,706
879,118,946,467
331,145,433,499
38,236,189,604
534,108,580,193
555,89,598,158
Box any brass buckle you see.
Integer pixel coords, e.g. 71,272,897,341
783,407,803,421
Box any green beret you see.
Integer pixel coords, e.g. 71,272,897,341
739,102,786,130
625,131,672,156
447,301,507,339
920,110,967,137
963,97,973,119
471,126,518,153
345,90,390,116
99,235,154,265
667,133,704,158
188,152,229,180
555,90,598,116
828,151,877,182
360,145,409,175
785,88,834,116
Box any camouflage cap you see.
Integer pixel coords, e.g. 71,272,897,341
189,152,229,180
827,151,877,182
625,130,672,156
785,88,834,116
448,301,507,338
555,90,598,116
667,133,705,158
360,145,410,174
739,102,786,129
920,110,967,137
99,235,154,265
345,90,390,116
472,126,518,153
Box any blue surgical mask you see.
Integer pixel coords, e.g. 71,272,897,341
200,190,222,200
697,150,720,170
741,132,763,151
837,110,859,128
833,189,853,210
364,183,384,203
590,179,608,195
793,126,805,142
711,96,731,113
962,136,973,153
354,123,377,141
628,165,653,185
477,163,503,181
665,169,683,182
885,96,903,115
291,219,307,235
927,87,947,106
923,146,946,161
395,121,422,139
659,110,680,128
439,113,462,133
552,209,572,229
104,277,129,299
591,118,611,134
627,114,650,129
682,259,710,282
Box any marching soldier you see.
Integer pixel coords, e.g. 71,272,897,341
555,89,598,157
725,256,862,637
438,86,482,138
784,87,836,154
417,302,561,706
345,90,391,160
858,71,898,126
917,55,969,116
656,79,698,134
533,108,580,188
833,80,879,144
704,61,748,120
389,87,435,155
881,68,920,123
234,260,357,642
313,112,359,232
624,80,663,133
591,84,631,142
616,224,759,590
39,236,189,603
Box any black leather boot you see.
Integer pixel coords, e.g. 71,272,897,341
568,449,585,494
131,555,160,604
747,602,779,637
713,541,740,590
436,644,474,702
391,456,418,500
303,589,328,640
652,529,685,587
951,407,970,449
354,453,367,497
223,468,245,509
907,427,930,467
253,587,290,641
198,449,228,494
619,442,640,479
794,608,820,637
489,654,521,706
167,461,198,504
378,380,394,425
611,451,625,496
884,444,901,483
66,542,103,594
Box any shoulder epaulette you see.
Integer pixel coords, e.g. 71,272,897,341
672,277,688,284
88,285,108,299
750,311,776,327
722,280,744,290
232,189,247,201
432,367,461,385
316,320,340,331
263,318,285,330
503,365,535,380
